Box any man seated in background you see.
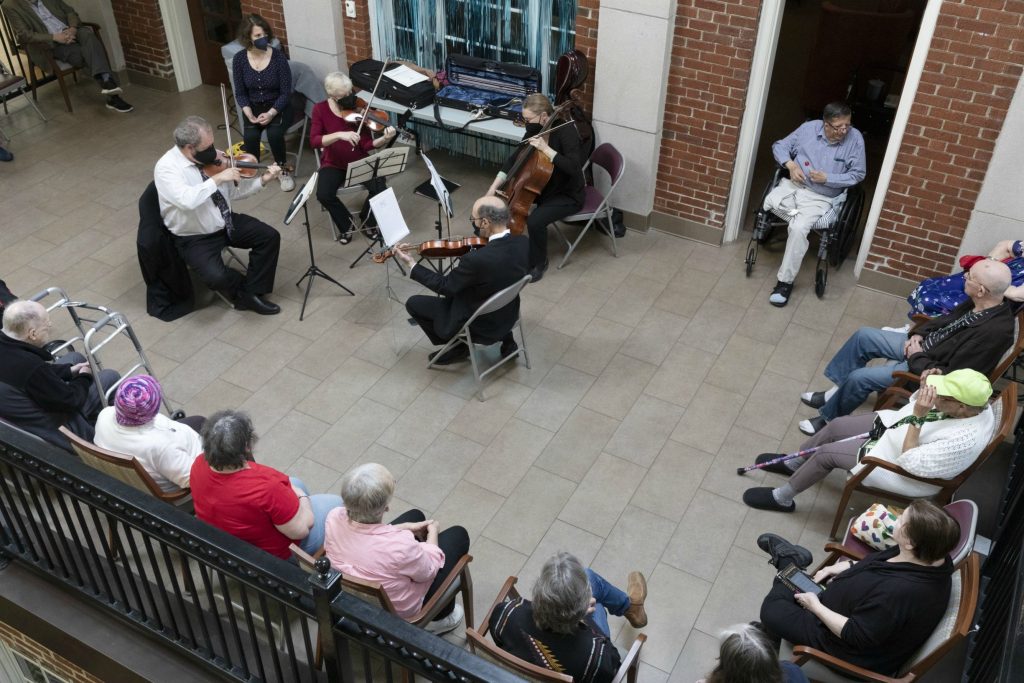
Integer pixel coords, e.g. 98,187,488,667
5,0,133,112
798,258,1013,435
0,300,119,448
94,375,205,493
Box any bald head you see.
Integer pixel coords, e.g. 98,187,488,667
970,259,1012,299
2,300,50,346
471,196,510,238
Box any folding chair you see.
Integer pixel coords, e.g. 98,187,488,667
552,142,624,269
0,60,46,135
427,275,532,401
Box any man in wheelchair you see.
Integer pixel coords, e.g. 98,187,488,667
765,102,866,307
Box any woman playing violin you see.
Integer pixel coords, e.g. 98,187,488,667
487,93,585,282
232,14,295,192
311,72,397,245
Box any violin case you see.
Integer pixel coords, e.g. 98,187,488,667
434,54,541,121
349,59,436,109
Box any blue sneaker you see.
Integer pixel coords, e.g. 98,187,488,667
0,146,12,162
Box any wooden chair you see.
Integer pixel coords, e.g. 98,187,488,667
291,544,475,630
466,576,647,683
817,499,978,574
784,553,980,682
0,6,106,114
874,309,1024,411
829,389,1016,539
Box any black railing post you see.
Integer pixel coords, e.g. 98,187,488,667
311,556,352,683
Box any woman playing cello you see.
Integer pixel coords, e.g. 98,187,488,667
487,94,585,282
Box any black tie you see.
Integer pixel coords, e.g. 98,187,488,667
199,169,234,238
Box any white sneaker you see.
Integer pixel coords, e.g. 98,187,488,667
425,602,464,635
279,173,295,192
881,323,910,333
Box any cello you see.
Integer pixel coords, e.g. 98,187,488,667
496,100,575,235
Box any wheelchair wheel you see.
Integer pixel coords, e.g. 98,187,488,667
745,242,757,277
829,186,865,268
815,264,827,298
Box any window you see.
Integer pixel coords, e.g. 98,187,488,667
0,641,74,683
372,0,576,94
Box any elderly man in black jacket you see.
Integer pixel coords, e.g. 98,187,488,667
0,300,119,447
397,196,530,366
798,258,1014,435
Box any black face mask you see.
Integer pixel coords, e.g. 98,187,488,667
336,94,357,109
524,123,543,137
193,144,218,165
471,220,481,237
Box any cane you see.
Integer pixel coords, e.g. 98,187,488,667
736,432,871,475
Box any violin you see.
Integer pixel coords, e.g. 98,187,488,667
372,236,487,263
339,97,391,133
200,150,294,179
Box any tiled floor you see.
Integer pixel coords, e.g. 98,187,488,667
1,81,917,681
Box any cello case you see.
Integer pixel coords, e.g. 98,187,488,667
554,50,595,161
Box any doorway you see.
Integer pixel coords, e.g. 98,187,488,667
735,1,927,264
185,0,242,86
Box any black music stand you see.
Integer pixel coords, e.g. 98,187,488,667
285,172,354,321
345,146,411,269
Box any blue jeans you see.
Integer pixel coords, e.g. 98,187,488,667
820,327,908,421
586,569,631,637
290,477,344,554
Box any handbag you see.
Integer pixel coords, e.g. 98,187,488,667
850,503,904,550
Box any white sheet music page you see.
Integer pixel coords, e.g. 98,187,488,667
384,64,430,87
421,153,454,218
369,187,411,247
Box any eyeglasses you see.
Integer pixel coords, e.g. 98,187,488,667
824,120,851,134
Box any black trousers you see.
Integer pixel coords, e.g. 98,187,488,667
52,27,111,79
316,167,387,235
389,509,470,619
173,214,280,297
527,195,582,268
242,101,291,166
405,296,514,347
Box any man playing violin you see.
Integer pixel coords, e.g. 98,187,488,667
396,197,530,365
487,93,585,282
311,72,397,245
154,115,283,315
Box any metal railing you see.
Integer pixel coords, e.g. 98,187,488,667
0,422,521,682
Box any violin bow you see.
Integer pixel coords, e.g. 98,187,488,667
220,83,238,186
354,53,392,145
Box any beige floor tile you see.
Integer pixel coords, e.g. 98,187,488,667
559,316,634,376
573,253,642,294
643,342,717,408
559,454,648,537
619,308,691,368
736,371,807,440
286,318,378,380
683,242,737,276
432,481,506,542
662,489,749,582
363,348,439,411
466,536,529,629
254,410,331,473
631,440,715,522
591,505,678,585
693,545,771,636
670,383,746,454
151,306,244,363
538,283,608,338
483,467,577,556
237,367,322,434
304,397,401,468
580,354,658,421
704,333,776,396
215,311,285,353
630,563,712,673
596,273,667,328
221,329,313,392
653,270,716,320
735,297,797,345
698,425,778,503
534,406,619,482
677,297,747,355
398,431,485,511
446,377,533,446
515,364,596,432
504,324,573,388
376,387,467,458
294,357,387,424
666,628,720,683
605,395,685,467
184,379,253,421
764,323,833,384
285,456,344,496
159,339,247,404
516,520,606,594
790,279,856,334
464,418,554,496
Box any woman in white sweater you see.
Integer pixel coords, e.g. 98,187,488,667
743,368,994,512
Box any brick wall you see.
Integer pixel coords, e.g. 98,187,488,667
654,0,760,230
864,0,1024,281
242,0,288,50
0,622,102,683
343,0,373,66
110,0,173,79
573,0,598,110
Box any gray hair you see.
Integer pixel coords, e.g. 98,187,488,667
706,623,783,683
1,300,46,340
823,101,852,121
340,463,395,524
201,410,257,470
173,116,213,148
324,72,353,99
531,552,591,634
477,198,510,226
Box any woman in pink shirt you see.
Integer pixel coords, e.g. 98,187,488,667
323,463,470,635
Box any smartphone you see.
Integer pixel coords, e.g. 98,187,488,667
778,565,824,595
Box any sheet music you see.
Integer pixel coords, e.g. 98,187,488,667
369,187,411,246
385,64,430,87
421,153,454,218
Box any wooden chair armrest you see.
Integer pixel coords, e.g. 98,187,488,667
411,553,473,624
792,645,899,682
875,386,912,411
289,543,318,571
823,542,865,561
858,455,952,486
475,576,519,639
889,371,920,384
611,634,647,683
465,626,573,681
908,314,931,334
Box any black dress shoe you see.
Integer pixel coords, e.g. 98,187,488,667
742,487,796,513
529,261,549,283
500,337,518,358
757,532,813,570
235,293,281,315
429,343,470,366
755,453,794,476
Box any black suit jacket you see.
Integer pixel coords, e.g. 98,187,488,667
410,234,530,341
137,181,195,321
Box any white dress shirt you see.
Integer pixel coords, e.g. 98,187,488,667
153,146,263,237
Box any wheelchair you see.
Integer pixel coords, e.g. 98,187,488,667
744,166,865,298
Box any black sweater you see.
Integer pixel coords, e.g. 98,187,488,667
0,332,92,416
502,123,586,206
907,299,1014,376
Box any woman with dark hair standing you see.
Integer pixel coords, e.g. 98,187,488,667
232,14,295,191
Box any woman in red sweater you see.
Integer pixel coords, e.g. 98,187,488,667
310,72,396,244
